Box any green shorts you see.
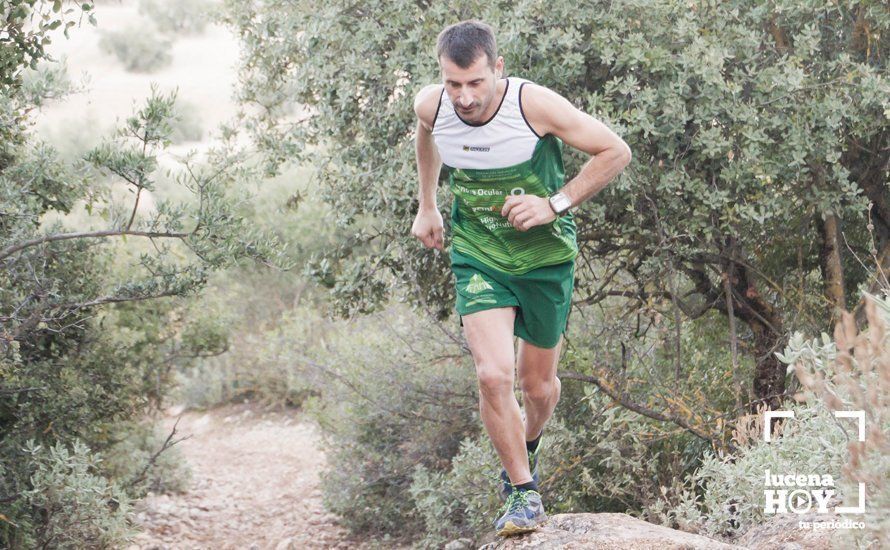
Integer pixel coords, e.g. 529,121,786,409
451,248,575,349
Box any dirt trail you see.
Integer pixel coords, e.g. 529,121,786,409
127,403,357,550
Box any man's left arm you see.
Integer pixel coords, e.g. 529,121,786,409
502,84,632,230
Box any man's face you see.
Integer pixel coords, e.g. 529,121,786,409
439,52,504,122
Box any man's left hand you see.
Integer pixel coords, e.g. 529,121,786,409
501,194,556,232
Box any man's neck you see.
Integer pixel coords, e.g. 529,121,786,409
474,78,507,122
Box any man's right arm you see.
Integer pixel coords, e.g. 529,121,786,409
414,85,442,211
411,85,445,250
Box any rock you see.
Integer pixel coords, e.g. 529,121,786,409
275,540,295,550
736,512,846,549
483,513,745,549
444,538,475,550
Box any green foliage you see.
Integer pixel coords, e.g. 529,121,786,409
0,1,95,89
99,25,172,73
225,0,888,328
219,6,888,541
224,1,890,427
409,436,501,548
786,294,890,548
1,17,290,545
15,439,135,549
174,298,324,409
171,163,339,409
661,293,890,547
20,58,77,107
303,304,479,539
406,392,708,546
668,404,848,539
139,0,216,36
170,100,205,143
98,419,192,495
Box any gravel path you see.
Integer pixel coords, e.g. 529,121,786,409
127,403,358,550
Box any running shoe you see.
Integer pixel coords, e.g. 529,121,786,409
494,488,547,536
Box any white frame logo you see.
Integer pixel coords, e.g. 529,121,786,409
763,410,866,515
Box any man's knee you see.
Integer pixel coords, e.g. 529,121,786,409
476,363,514,399
520,376,559,403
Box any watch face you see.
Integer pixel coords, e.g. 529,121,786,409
551,193,571,214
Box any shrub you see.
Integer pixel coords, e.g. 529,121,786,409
2,23,287,547
170,101,204,143
667,403,848,540
139,0,216,36
791,295,890,548
408,403,706,547
305,304,479,540
15,439,136,549
409,436,501,548
20,58,75,107
171,274,327,410
98,419,192,496
99,25,172,73
661,293,890,547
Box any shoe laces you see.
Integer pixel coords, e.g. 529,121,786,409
500,487,534,514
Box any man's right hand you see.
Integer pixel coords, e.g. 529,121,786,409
411,208,445,251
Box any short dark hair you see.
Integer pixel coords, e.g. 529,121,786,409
436,20,497,69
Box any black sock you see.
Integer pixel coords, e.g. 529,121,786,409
514,480,538,493
526,429,543,454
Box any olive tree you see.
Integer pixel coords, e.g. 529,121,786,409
1,2,291,545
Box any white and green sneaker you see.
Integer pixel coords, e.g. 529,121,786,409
494,488,547,536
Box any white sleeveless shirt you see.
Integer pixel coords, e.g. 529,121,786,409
431,77,541,169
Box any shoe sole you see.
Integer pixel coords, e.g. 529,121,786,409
495,516,547,537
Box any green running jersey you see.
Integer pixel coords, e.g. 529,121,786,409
447,134,578,275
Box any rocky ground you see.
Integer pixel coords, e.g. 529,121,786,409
126,403,360,550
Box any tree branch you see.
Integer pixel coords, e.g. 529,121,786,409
125,414,192,490
0,229,190,262
560,369,737,453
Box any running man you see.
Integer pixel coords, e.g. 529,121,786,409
411,20,631,536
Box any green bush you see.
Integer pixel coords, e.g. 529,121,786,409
409,436,501,548
170,101,204,143
661,293,890,547
666,404,848,540
304,304,479,540
98,419,192,496
171,270,327,410
13,439,135,549
2,79,286,546
139,0,216,36
407,400,706,546
170,163,341,410
20,58,75,107
99,25,172,73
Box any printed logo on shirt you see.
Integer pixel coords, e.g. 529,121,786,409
462,145,491,152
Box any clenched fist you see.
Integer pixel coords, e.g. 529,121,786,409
501,194,557,231
411,207,445,251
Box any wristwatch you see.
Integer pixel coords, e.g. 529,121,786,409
548,191,572,216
